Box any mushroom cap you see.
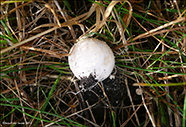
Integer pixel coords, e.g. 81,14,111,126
68,38,115,82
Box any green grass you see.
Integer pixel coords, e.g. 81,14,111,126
1,0,186,126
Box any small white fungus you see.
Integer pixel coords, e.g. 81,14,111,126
68,38,115,82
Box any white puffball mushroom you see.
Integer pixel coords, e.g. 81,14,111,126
68,38,115,82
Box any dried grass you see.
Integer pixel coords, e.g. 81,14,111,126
1,0,186,127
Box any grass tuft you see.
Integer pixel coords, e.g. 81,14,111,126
0,0,186,126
